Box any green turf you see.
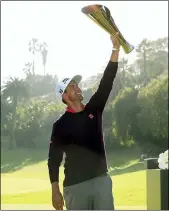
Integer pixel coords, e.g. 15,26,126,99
1,148,146,207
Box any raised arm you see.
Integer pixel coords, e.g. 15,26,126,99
48,122,64,210
86,34,121,112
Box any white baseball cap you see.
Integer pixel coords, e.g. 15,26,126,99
56,75,82,102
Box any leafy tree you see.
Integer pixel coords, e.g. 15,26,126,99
2,77,29,148
137,75,168,149
112,87,138,146
135,37,168,86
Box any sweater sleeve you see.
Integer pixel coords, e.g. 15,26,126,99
47,122,64,183
86,61,118,112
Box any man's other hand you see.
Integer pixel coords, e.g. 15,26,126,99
52,190,64,210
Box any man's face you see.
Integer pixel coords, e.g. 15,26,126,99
62,80,83,103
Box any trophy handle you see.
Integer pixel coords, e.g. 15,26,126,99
103,6,112,20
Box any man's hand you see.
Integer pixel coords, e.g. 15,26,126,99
110,32,121,50
110,33,120,62
52,182,64,210
52,190,64,210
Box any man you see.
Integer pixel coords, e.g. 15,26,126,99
48,34,121,210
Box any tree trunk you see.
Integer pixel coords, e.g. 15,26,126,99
143,47,147,86
123,58,125,87
44,65,46,76
32,60,35,75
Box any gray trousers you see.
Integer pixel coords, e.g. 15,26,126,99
63,174,114,210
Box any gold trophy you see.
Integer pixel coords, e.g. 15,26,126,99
81,4,134,54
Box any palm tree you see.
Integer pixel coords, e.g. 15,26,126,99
40,42,48,75
2,77,30,149
28,38,41,75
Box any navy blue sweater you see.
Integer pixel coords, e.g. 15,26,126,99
48,61,118,187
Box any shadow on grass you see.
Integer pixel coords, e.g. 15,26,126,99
1,147,144,175
1,148,48,173
108,162,145,177
106,148,145,176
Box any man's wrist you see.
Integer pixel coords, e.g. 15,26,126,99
52,187,60,194
113,46,120,51
112,48,120,52
52,182,59,189
110,47,120,62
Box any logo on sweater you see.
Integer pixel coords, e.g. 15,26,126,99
88,114,94,119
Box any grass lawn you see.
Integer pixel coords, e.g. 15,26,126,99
1,148,146,209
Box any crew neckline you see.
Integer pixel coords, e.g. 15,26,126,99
66,105,85,113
